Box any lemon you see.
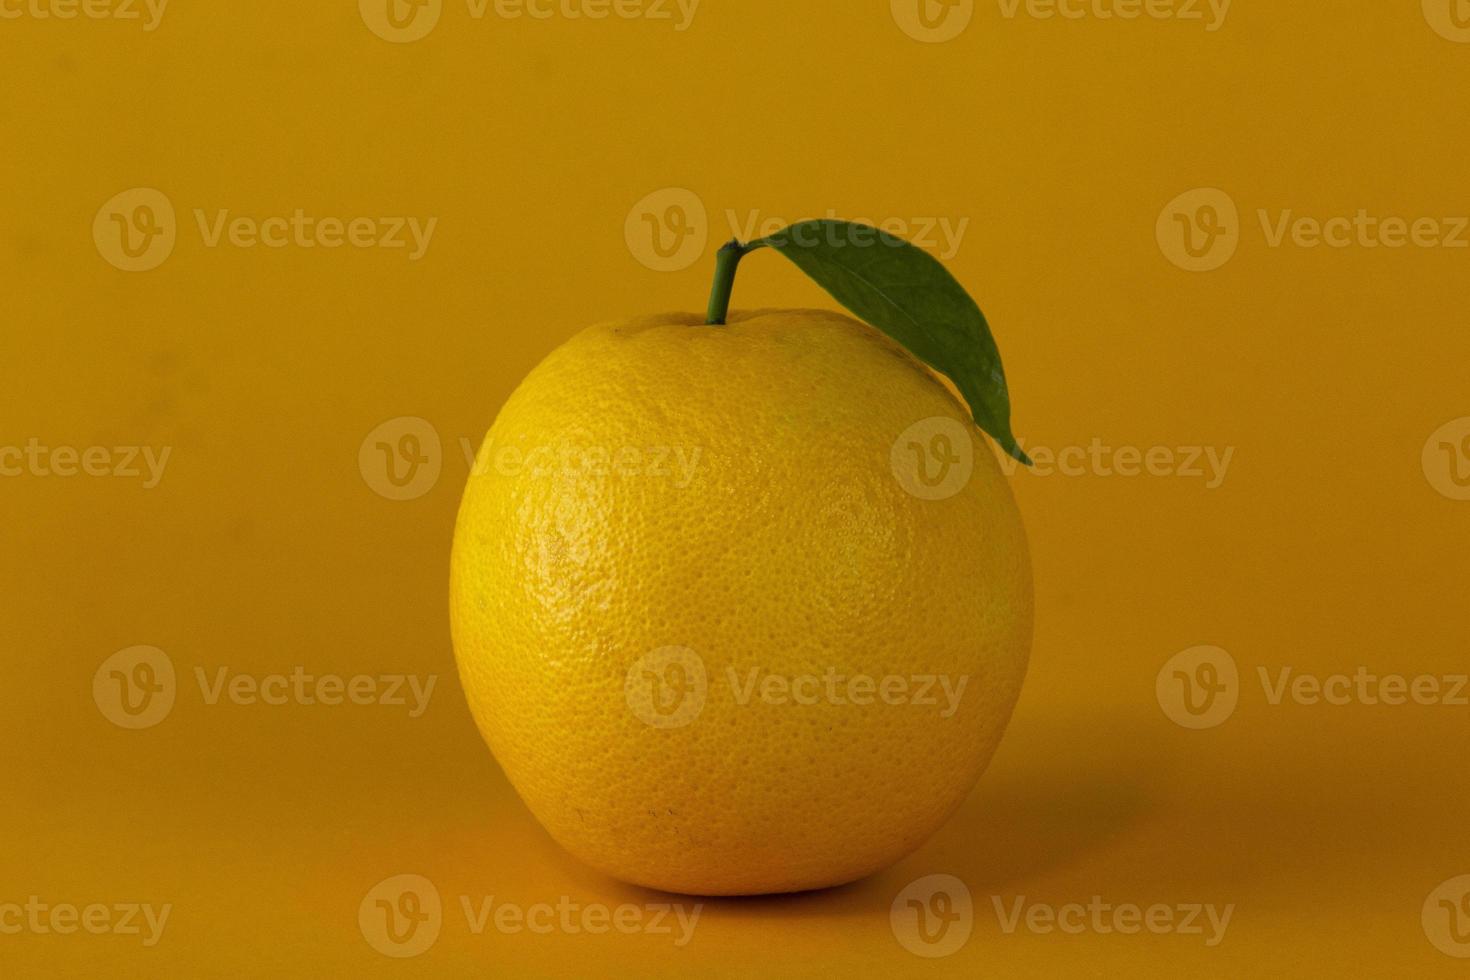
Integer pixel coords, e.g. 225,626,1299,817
450,308,1031,896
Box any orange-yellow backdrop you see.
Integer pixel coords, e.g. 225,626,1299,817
4,1,1469,976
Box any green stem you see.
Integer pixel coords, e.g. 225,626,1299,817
705,239,749,326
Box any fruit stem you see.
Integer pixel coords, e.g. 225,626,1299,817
705,239,749,326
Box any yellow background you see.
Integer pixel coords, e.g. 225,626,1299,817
4,0,1469,975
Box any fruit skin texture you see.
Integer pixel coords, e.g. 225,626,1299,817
450,308,1031,896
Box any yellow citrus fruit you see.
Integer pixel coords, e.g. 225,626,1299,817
450,308,1031,896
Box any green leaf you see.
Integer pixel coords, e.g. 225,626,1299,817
751,219,1030,465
